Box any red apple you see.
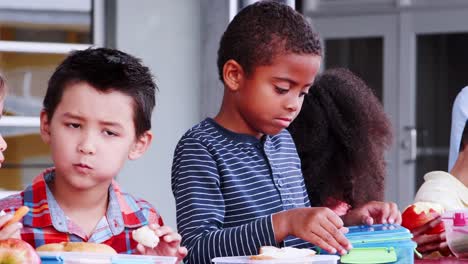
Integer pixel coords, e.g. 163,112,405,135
401,202,445,234
0,238,40,264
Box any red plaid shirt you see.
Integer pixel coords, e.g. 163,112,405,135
0,168,163,254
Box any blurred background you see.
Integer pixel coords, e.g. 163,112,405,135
0,0,467,229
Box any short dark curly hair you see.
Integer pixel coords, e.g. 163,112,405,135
217,0,322,82
44,47,157,138
289,68,393,208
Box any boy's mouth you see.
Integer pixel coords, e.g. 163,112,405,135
74,163,92,170
275,117,293,127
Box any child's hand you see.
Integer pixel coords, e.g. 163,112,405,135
273,207,352,255
411,217,450,256
0,213,22,240
135,224,187,263
342,201,401,226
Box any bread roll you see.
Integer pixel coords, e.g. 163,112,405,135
36,242,117,254
132,225,160,248
250,246,316,260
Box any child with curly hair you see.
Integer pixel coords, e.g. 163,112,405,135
289,67,394,214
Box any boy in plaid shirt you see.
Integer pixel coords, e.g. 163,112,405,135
0,48,186,261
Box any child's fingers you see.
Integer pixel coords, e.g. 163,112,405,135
361,215,374,225
321,221,351,253
136,243,147,254
303,231,338,255
413,233,443,245
325,211,344,228
5,206,29,227
412,217,441,236
0,222,22,240
417,240,444,254
162,232,182,245
0,214,13,228
148,223,161,230
395,209,402,225
378,203,390,224
153,225,174,237
177,246,188,260
387,202,400,224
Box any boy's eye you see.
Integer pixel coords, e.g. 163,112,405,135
67,123,80,129
275,86,289,94
104,130,118,137
299,91,309,97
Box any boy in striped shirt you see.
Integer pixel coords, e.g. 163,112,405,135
172,1,400,263
0,48,186,261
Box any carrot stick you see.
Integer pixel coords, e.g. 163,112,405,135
5,206,29,227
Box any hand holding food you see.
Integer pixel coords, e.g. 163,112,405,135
134,224,187,263
4,206,29,228
0,207,28,240
402,202,445,234
132,225,160,248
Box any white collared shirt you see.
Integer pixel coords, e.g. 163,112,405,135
414,171,468,210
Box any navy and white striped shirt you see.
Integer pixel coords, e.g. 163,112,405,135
172,118,312,263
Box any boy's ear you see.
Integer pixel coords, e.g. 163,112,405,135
222,59,244,92
40,110,51,144
129,130,153,160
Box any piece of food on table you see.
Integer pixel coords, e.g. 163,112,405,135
36,242,117,254
4,206,29,227
250,246,316,260
0,238,40,264
132,225,160,248
401,201,445,234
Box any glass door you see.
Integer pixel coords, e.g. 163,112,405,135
403,8,468,196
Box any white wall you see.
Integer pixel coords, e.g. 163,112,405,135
115,0,201,229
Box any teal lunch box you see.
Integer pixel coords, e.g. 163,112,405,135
340,224,416,264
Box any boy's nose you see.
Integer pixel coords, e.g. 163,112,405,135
78,142,96,155
286,98,300,112
77,135,96,155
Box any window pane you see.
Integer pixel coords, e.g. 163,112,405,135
0,0,92,44
1,52,67,117
0,133,52,191
325,37,383,102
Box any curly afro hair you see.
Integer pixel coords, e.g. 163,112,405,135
289,68,393,208
217,0,321,82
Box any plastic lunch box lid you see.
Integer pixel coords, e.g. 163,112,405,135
345,224,413,243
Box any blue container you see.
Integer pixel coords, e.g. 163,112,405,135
340,224,416,264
